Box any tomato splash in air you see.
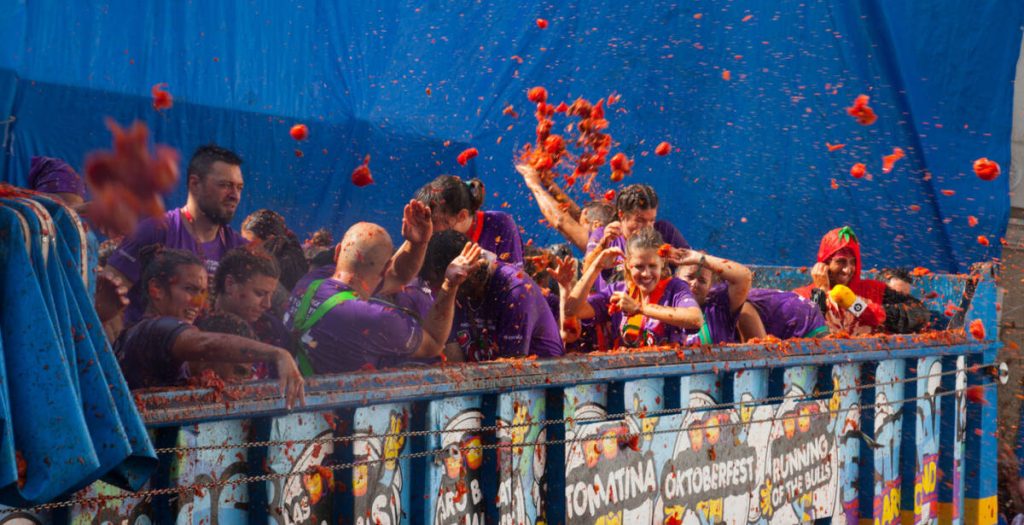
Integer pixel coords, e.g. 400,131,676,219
351,155,373,187
603,190,615,201
84,119,180,236
527,86,548,104
977,235,990,247
849,163,866,179
290,124,309,141
151,83,173,111
457,147,479,166
973,158,1000,181
967,216,979,227
536,18,548,29
846,95,878,126
826,142,845,152
655,142,671,156
881,147,904,174
657,243,673,258
964,385,988,405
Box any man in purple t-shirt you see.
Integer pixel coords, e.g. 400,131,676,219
105,145,248,327
420,231,564,362
284,202,483,374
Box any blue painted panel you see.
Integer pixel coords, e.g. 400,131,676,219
427,397,485,525
353,403,410,525
264,412,334,524
496,390,545,525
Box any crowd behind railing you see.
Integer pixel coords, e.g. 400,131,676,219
16,146,934,411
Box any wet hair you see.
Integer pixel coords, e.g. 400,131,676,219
414,175,485,216
139,245,204,302
213,246,280,295
420,230,470,286
616,184,659,215
195,311,256,339
625,226,665,253
262,234,308,292
306,228,334,248
581,200,616,226
308,247,336,269
241,209,289,241
548,243,574,260
188,144,243,180
881,267,914,285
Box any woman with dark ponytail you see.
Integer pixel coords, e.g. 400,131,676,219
114,245,304,407
414,175,524,265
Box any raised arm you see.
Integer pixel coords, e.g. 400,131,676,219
516,164,590,251
564,247,623,319
670,248,753,314
172,329,305,408
379,200,433,296
413,242,482,358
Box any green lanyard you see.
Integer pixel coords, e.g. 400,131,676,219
292,279,358,376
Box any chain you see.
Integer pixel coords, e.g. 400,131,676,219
1,382,988,516
153,363,982,454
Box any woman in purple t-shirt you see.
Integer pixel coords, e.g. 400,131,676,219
415,175,524,265
562,227,703,348
114,247,304,407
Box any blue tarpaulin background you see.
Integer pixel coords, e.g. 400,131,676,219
1,0,1020,273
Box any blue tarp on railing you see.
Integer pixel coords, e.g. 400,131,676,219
0,0,1020,273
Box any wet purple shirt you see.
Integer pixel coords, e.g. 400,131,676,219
689,286,828,344
450,263,564,361
115,316,194,389
108,208,248,325
284,273,424,374
587,278,698,347
473,210,524,266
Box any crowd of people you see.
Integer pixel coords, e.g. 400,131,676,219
21,144,933,407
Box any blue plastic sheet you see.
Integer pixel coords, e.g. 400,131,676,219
0,195,156,506
0,0,1020,273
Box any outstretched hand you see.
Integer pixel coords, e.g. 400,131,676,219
551,255,578,289
275,352,306,410
402,199,433,245
444,242,483,288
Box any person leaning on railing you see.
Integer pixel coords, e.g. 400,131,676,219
794,226,929,335
114,246,305,408
284,201,483,374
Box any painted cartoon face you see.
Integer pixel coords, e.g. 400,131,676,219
798,405,814,433
585,439,603,468
829,377,842,416
688,421,705,451
704,414,722,445
601,427,623,460
353,463,369,497
463,435,483,471
740,394,755,424
783,412,797,439
303,471,324,504
384,414,405,470
444,447,464,479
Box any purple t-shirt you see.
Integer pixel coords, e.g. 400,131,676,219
108,208,248,325
115,316,194,389
587,277,698,347
391,278,434,319
689,286,828,345
449,263,564,361
473,210,524,266
253,311,293,350
284,273,424,374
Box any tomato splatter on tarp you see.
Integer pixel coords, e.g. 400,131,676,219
973,157,1001,180
721,69,731,81
457,147,479,166
151,83,173,111
826,142,845,152
940,189,956,196
881,147,904,174
84,119,180,236
849,163,866,179
977,235,990,247
654,142,672,156
351,155,373,187
536,18,548,29
290,124,309,141
968,216,979,227
527,86,548,104
846,94,878,126
15,451,26,489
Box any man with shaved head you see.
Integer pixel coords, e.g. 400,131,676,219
284,201,482,374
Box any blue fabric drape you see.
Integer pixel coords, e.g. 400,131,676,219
0,0,1020,273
